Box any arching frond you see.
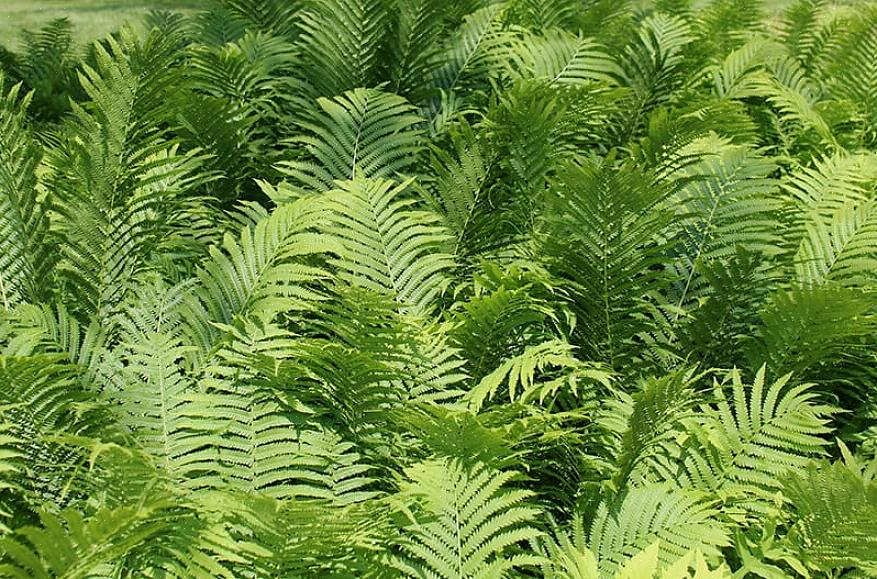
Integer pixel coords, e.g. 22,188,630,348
744,287,876,380
0,490,267,578
185,197,334,356
589,486,730,575
48,30,210,321
515,30,621,87
219,0,304,39
795,198,877,287
466,339,610,412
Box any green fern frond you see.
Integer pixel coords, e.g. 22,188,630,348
48,30,211,321
601,369,702,492
466,339,611,412
393,458,543,579
671,146,781,313
675,367,834,512
618,13,693,133
185,197,335,356
744,287,876,380
795,198,877,287
296,0,389,97
385,0,449,100
515,29,621,87
282,88,426,192
219,0,304,39
540,155,675,369
589,485,730,576
325,178,454,314
0,82,52,309
0,490,267,578
781,455,877,574
426,4,519,123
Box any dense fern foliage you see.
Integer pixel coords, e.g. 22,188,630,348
1,0,877,576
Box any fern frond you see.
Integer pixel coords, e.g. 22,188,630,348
589,485,730,575
0,82,52,309
540,155,675,369
282,88,426,192
48,30,210,321
676,367,834,512
466,339,611,412
296,0,389,97
219,0,304,39
0,490,267,578
601,369,701,492
795,198,877,287
671,147,781,314
781,454,877,574
744,287,876,380
185,197,335,356
325,178,454,314
393,458,543,579
515,29,621,87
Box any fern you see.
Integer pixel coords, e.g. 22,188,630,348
674,367,834,512
282,88,426,192
540,155,675,369
589,485,730,575
325,178,454,313
296,0,389,97
392,458,543,578
780,450,877,574
0,81,52,309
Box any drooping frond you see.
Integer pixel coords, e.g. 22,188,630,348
466,339,611,412
744,287,876,381
392,458,543,578
794,198,877,287
219,0,304,39
618,13,693,135
600,369,701,492
670,146,781,313
0,490,267,578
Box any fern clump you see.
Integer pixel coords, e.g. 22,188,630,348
1,0,877,576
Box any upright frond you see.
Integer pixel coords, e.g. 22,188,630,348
0,82,52,308
326,178,454,314
392,458,543,579
282,88,426,192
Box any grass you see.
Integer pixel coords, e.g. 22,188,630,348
0,0,206,48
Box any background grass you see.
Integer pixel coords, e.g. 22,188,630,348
0,0,845,50
0,0,206,47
